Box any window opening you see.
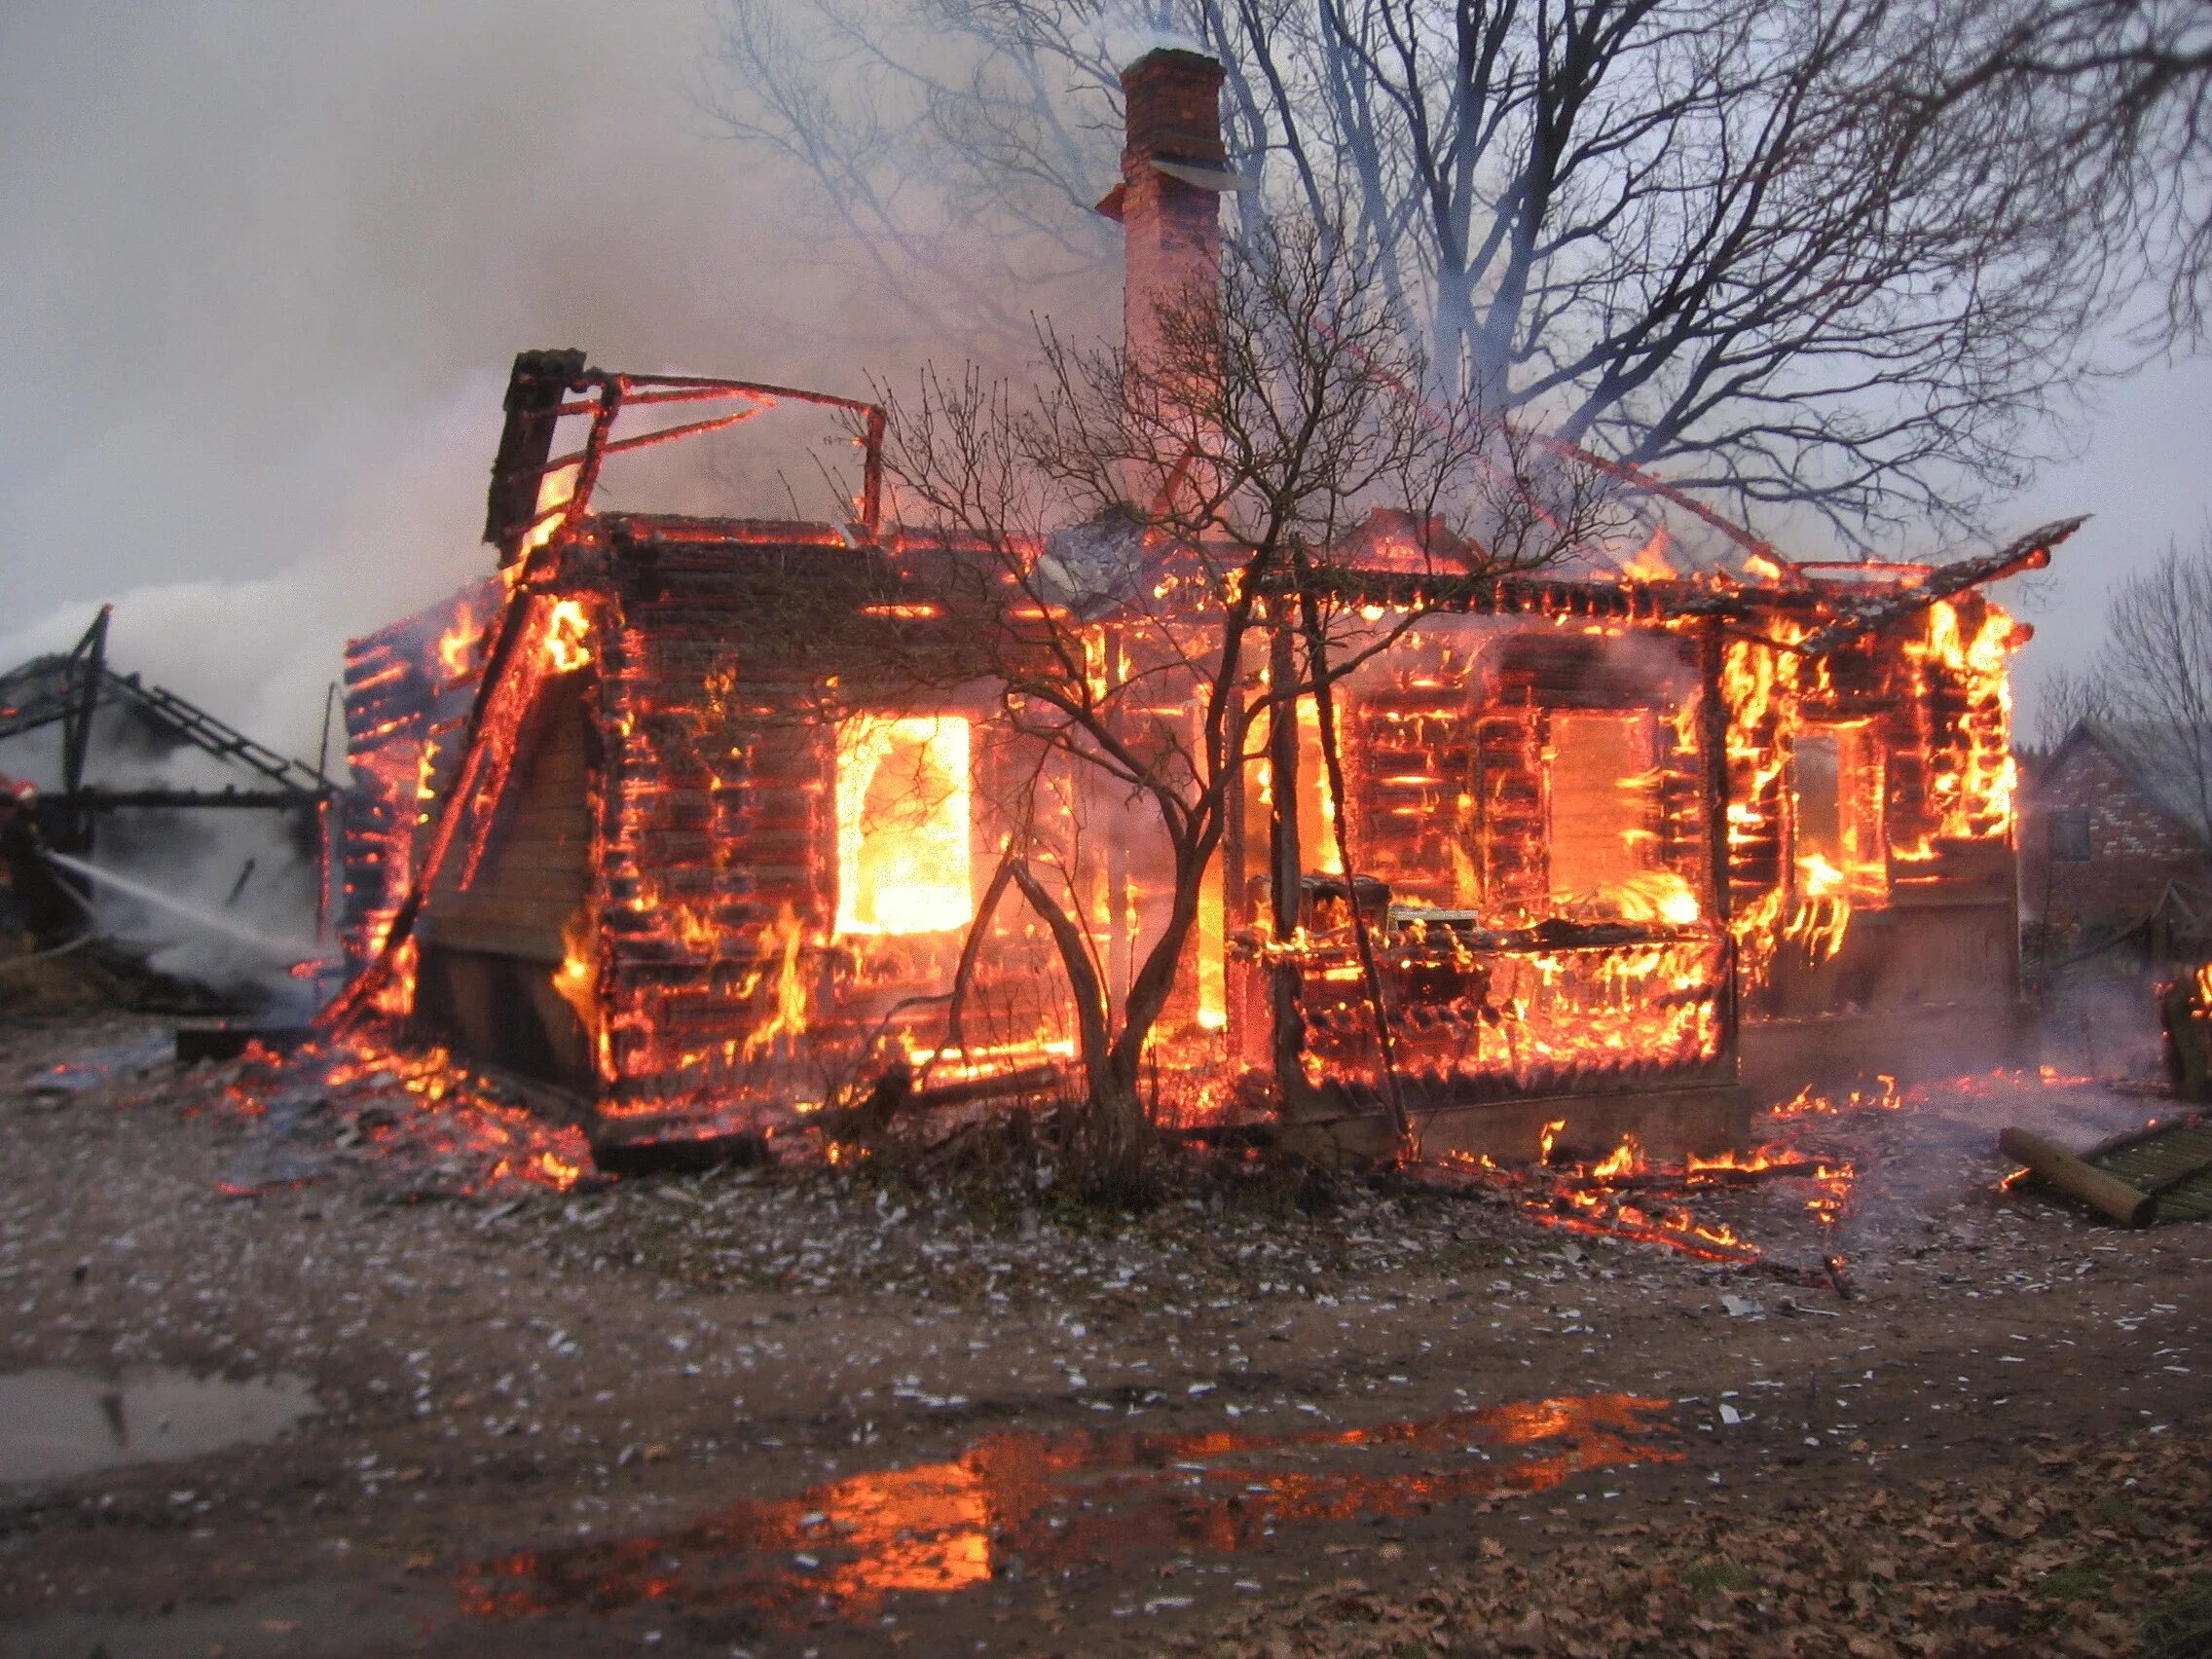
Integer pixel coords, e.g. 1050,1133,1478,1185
833,716,975,936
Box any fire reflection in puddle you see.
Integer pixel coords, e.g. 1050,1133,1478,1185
460,1392,1677,1627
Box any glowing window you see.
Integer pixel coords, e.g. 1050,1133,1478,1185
1792,725,1887,900
1546,710,1657,902
834,716,974,936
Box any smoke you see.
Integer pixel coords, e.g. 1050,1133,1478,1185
1092,8,1209,67
1,1,904,681
0,1,960,993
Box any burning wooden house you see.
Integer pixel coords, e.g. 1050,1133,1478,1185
335,50,2071,1164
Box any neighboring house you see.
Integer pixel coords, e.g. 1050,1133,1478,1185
2019,721,2212,954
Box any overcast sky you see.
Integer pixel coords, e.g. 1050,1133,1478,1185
2,1,2204,762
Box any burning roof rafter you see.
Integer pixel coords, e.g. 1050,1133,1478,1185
482,353,888,565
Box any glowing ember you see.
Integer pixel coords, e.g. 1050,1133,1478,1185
226,1038,593,1197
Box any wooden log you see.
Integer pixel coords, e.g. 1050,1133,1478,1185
1998,1126,2155,1228
589,1121,771,1178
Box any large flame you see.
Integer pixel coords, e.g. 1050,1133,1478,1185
833,716,974,937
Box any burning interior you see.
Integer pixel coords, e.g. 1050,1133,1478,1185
332,50,2071,1166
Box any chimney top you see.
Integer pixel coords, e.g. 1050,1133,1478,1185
1123,44,1223,76
1120,48,1227,167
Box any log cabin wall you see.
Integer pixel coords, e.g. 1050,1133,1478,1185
583,521,1077,1120
339,581,496,969
1268,614,1732,1116
1730,588,2027,1090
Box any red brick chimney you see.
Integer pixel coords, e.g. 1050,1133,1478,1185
1099,48,1233,377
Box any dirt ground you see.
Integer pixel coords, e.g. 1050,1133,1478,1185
2,1011,2209,1658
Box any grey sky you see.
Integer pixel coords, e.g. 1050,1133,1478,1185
0,1,2197,761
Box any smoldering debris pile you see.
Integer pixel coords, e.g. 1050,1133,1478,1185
195,1040,592,1202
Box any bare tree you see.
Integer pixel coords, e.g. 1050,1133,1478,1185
2081,532,2212,838
875,219,1614,1178
1912,0,2212,344
706,0,2116,536
2023,661,2107,756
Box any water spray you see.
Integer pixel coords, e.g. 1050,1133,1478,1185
43,850,325,965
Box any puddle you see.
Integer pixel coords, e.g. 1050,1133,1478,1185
461,1391,1677,1628
0,1367,318,1485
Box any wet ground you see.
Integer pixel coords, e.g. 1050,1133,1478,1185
1,1013,2209,1657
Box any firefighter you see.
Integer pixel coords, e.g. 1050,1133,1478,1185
0,781,80,949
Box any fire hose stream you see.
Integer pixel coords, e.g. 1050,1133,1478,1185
38,849,322,965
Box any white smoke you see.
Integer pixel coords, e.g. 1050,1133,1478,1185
1090,4,1209,68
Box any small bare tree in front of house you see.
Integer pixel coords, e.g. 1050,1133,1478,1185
874,219,1616,1186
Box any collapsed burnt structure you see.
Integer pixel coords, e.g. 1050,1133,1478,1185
0,607,336,948
335,50,2071,1162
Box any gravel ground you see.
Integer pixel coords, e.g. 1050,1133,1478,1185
0,1012,2207,1657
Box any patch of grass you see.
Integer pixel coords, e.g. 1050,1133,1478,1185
2093,1495,2135,1526
2139,1574,2212,1659
1681,1558,1754,1593
2034,1566,2112,1602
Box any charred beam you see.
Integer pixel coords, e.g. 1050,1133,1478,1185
1785,518,2085,660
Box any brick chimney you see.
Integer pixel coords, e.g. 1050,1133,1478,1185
1099,48,1233,376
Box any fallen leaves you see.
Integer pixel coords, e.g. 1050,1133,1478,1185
1173,1430,2212,1658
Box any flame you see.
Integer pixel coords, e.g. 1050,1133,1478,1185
740,903,811,1061
1784,855,1852,966
516,463,579,560
436,603,482,682
1766,1073,1900,1118
1899,598,2019,845
1591,1133,1643,1179
1538,1118,1567,1162
1795,852,1843,897
1604,870,1701,926
1619,528,1677,580
371,937,418,1018
552,908,598,1037
544,600,593,674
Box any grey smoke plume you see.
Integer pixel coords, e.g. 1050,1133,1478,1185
1,0,916,759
